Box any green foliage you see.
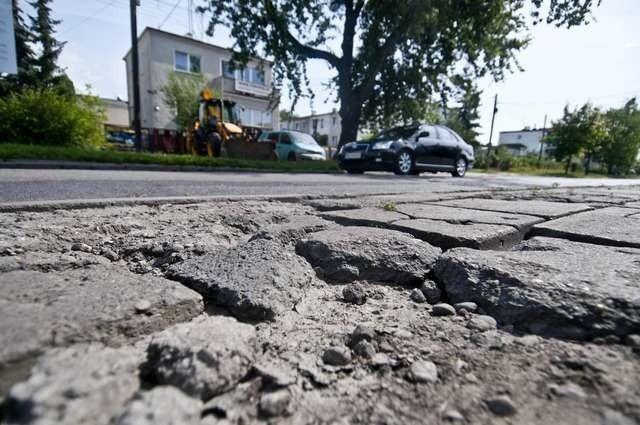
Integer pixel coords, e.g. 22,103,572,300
601,99,640,175
0,89,106,148
161,71,208,132
199,0,599,145
378,201,397,212
29,0,65,84
443,77,482,147
314,133,329,146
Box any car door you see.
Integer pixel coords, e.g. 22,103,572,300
436,127,462,165
278,132,293,159
414,125,440,166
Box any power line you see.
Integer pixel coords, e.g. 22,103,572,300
59,0,118,36
499,89,640,106
159,0,184,28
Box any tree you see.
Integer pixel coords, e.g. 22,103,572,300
601,98,640,175
0,0,37,96
199,0,600,147
279,109,298,123
443,77,482,147
161,71,208,132
545,103,605,175
29,0,65,85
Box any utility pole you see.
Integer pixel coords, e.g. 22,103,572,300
130,0,142,152
537,114,547,167
485,94,498,169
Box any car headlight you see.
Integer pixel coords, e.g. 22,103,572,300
372,141,393,150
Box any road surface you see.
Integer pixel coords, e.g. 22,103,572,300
0,168,638,203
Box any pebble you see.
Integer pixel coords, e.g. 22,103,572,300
420,280,441,304
350,325,376,346
410,288,426,303
71,242,92,253
485,395,517,416
515,335,541,347
134,299,152,314
409,360,438,383
343,285,367,305
371,353,392,367
454,302,477,313
467,315,497,332
625,334,640,347
101,247,119,261
548,382,587,400
258,390,291,417
353,340,376,359
322,346,352,366
432,303,456,316
443,409,465,422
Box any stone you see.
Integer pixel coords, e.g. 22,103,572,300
259,390,291,417
3,344,143,425
134,299,152,314
253,363,296,388
353,340,376,358
343,284,367,305
432,303,457,317
114,386,203,425
454,302,478,313
434,198,592,219
320,207,408,227
443,409,465,422
146,315,257,400
391,219,523,250
248,215,331,244
548,382,587,400
350,325,376,346
395,203,543,230
101,247,119,261
322,346,352,366
531,207,640,248
410,288,426,303
601,409,637,425
296,227,440,285
71,242,92,252
0,265,203,376
420,280,442,304
167,238,315,322
467,315,498,332
435,237,640,340
625,334,640,347
409,360,438,383
485,395,517,416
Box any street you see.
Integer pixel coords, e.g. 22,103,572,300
0,168,639,203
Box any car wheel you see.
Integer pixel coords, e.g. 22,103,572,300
452,157,467,177
288,151,296,161
394,150,414,175
346,169,364,175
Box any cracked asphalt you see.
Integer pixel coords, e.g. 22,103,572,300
0,168,639,203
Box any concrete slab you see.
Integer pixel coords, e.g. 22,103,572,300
435,237,640,340
305,191,492,211
531,207,640,248
431,198,592,219
390,219,522,250
320,207,409,227
395,203,543,230
0,264,204,368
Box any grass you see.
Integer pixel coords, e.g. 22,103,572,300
378,201,398,212
0,143,341,173
472,166,627,179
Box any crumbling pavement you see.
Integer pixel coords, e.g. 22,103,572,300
0,186,639,424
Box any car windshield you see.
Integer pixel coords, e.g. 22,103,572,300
372,126,418,141
292,132,320,147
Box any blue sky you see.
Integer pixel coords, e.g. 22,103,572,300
48,0,640,144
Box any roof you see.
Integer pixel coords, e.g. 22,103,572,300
284,111,339,121
499,128,546,134
123,27,273,65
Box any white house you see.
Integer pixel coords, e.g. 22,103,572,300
282,111,345,147
498,128,551,157
123,27,279,132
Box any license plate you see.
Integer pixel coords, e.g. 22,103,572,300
345,152,361,159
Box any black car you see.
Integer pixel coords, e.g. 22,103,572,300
337,124,475,177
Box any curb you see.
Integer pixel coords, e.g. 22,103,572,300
0,160,344,174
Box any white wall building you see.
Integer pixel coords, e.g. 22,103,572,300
282,111,365,147
498,129,550,157
123,27,279,132
102,98,129,129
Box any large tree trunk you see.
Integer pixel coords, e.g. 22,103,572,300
338,87,362,147
585,154,592,175
565,155,572,175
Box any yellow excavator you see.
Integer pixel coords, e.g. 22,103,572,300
187,88,276,160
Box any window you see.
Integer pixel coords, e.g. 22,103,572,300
222,60,235,78
253,68,265,85
320,119,324,129
332,116,336,126
175,51,201,74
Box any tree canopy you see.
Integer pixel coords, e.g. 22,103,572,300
161,71,208,132
200,0,600,146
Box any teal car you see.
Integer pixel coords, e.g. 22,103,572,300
258,130,327,160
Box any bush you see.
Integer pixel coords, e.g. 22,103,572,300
0,89,106,148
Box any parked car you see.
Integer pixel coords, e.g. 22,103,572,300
258,130,326,160
337,123,475,177
106,131,135,150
